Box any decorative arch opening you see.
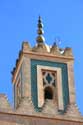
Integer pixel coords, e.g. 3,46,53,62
44,86,53,100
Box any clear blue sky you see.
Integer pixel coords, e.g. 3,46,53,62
0,0,83,114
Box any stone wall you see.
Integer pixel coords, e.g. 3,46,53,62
0,112,83,125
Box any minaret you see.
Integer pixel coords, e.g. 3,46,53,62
12,17,81,118
0,16,82,125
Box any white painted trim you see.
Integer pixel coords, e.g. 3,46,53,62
37,65,64,110
37,66,44,108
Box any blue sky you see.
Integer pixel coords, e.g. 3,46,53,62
0,0,83,114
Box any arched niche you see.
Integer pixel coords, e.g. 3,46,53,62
44,86,53,100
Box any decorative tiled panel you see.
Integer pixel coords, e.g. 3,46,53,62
31,59,69,112
42,71,56,86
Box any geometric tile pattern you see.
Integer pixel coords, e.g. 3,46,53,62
42,71,56,87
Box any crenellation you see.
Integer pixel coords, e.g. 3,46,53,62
63,47,73,57
0,94,12,110
50,42,61,55
22,41,31,52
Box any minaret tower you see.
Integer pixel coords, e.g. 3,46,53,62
12,17,81,117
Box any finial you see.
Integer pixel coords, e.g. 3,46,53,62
36,16,45,43
38,16,43,28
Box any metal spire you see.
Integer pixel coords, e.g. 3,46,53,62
36,16,45,43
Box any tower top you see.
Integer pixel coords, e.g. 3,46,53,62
12,17,74,78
